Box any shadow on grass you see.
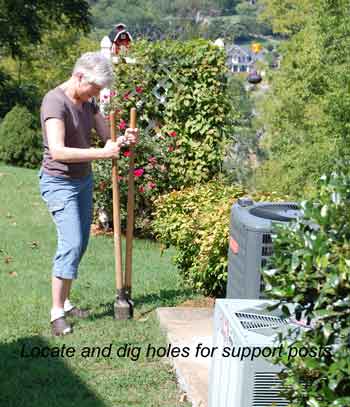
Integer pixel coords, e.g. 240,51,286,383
92,288,194,320
0,336,107,407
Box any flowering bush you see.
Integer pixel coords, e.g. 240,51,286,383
93,39,235,235
93,129,178,234
152,181,287,296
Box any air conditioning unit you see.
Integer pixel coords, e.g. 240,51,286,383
208,299,299,407
226,199,301,299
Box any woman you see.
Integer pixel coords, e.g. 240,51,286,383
39,52,138,336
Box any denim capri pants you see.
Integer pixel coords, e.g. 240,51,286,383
38,168,93,279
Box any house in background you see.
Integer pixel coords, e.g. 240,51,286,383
108,23,133,55
226,44,254,73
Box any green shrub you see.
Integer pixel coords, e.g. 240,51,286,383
0,105,41,168
152,181,287,296
93,39,236,235
263,171,350,407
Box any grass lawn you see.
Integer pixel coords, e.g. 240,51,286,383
0,164,195,407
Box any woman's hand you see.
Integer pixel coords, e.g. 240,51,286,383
123,128,139,145
103,139,120,158
102,128,139,159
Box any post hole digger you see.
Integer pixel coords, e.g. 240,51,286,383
110,108,137,319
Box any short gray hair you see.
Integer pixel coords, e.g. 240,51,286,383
73,52,114,88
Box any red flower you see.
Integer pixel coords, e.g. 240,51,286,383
135,86,143,94
123,92,130,100
110,90,116,97
147,182,156,190
119,120,126,130
138,185,145,193
168,145,175,152
134,168,144,177
169,131,177,137
123,150,131,157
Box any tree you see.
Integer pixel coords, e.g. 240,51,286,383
0,1,92,118
0,0,91,58
259,0,312,36
255,0,350,197
90,0,241,40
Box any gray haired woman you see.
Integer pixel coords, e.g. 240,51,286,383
39,52,138,336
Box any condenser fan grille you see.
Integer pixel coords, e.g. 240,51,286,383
253,372,289,407
250,203,300,222
235,312,289,330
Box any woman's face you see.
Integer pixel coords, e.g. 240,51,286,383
75,74,102,102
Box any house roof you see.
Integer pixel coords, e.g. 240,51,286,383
226,44,252,58
108,24,133,43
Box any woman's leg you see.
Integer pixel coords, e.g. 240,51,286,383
51,276,73,335
78,173,94,260
40,173,92,334
40,174,84,334
63,174,93,317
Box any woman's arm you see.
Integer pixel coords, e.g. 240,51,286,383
94,111,110,143
46,118,121,162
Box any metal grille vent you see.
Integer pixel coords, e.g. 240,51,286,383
262,246,273,257
261,232,273,294
261,233,273,263
235,312,289,330
262,233,272,244
253,372,289,407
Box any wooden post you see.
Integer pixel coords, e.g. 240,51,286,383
110,111,123,293
125,108,136,301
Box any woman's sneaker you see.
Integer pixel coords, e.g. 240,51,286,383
51,317,73,336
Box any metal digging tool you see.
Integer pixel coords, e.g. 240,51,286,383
111,111,131,320
125,107,137,317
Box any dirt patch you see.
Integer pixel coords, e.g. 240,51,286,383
178,297,215,308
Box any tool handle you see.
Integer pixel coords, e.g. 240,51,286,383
110,111,123,290
125,108,136,289
130,107,137,129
